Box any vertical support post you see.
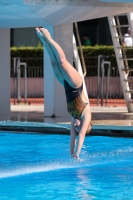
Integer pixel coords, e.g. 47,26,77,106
101,61,105,106
0,29,10,120
14,59,27,104
44,24,72,118
17,59,21,103
13,57,20,104
24,63,27,104
106,62,111,106
97,55,103,106
54,24,73,117
43,25,55,116
99,59,111,106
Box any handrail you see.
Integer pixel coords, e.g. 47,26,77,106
13,57,27,104
74,22,87,77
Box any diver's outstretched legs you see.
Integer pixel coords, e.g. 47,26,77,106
38,28,82,89
36,28,64,85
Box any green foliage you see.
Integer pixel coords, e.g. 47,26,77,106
11,45,133,69
11,46,44,68
79,45,133,67
79,45,116,66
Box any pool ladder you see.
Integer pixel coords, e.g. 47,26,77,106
108,13,133,112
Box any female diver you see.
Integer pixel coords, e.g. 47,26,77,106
36,27,92,159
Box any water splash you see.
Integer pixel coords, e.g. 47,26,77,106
0,160,82,179
0,148,132,179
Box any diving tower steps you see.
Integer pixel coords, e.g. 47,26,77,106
108,13,133,112
124,79,133,82
122,69,133,72
126,90,133,93
112,25,130,28
117,46,133,49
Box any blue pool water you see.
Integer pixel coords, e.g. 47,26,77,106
0,132,133,200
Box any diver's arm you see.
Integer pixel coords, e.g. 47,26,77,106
75,110,91,158
70,118,76,156
75,119,89,158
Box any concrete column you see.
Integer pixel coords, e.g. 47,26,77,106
44,25,55,117
54,24,73,117
0,29,10,120
44,24,73,118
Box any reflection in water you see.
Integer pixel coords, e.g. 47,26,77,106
76,168,94,200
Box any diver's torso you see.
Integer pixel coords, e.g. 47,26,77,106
64,80,88,118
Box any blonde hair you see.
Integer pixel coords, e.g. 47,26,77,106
86,121,92,135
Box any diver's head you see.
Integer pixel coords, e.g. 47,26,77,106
73,119,82,133
73,118,92,134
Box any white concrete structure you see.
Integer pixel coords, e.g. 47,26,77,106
1,1,133,28
0,29,10,120
101,0,133,2
1,0,133,119
44,24,73,117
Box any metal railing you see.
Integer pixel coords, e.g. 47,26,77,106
13,57,27,104
97,55,111,106
11,57,44,104
10,56,130,106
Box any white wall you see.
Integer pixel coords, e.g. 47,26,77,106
54,24,73,117
44,24,73,118
0,29,10,120
43,25,55,116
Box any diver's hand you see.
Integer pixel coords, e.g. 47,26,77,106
71,153,80,160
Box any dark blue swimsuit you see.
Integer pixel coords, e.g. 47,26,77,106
64,80,88,118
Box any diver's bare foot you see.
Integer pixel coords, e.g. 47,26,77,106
35,27,45,44
40,28,51,40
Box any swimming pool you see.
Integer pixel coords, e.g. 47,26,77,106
0,132,133,200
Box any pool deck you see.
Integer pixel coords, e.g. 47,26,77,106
0,104,129,136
